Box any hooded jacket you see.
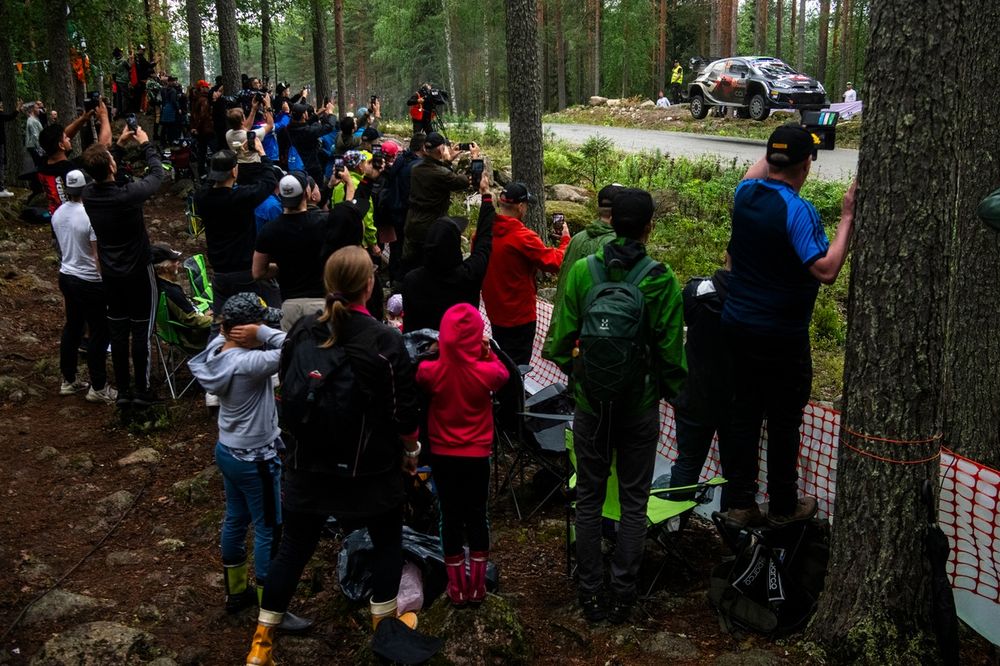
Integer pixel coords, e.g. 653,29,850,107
403,156,470,262
481,214,570,328
188,325,286,450
401,194,495,333
416,303,509,457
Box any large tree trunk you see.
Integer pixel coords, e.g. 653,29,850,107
442,0,458,114
0,1,22,188
775,0,783,59
309,0,330,103
592,0,600,96
837,0,853,94
143,0,156,63
504,0,546,236
754,0,767,54
817,0,830,84
808,0,996,660
216,0,241,94
555,0,567,110
483,8,491,117
47,2,76,133
796,0,805,68
657,0,667,93
334,0,347,117
709,0,720,56
789,0,796,60
260,0,271,82
186,0,205,85
730,0,739,55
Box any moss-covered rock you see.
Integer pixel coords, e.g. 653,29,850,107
544,200,594,236
417,594,532,665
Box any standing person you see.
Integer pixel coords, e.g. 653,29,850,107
416,303,509,606
80,124,166,407
51,169,116,404
287,102,337,184
720,125,856,528
37,102,112,214
111,48,131,119
159,76,180,144
0,100,18,197
843,81,858,103
245,246,421,665
544,188,687,624
670,61,684,103
134,45,155,113
187,293,312,633
481,182,569,367
189,80,215,178
385,133,425,288
22,102,44,192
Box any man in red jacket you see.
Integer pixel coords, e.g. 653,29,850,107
482,182,570,366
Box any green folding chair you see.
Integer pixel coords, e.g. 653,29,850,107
182,253,213,314
153,292,199,399
564,427,727,595
186,192,204,239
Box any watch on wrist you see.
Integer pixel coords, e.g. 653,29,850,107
403,441,422,458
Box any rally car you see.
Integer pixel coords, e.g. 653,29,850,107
687,56,827,121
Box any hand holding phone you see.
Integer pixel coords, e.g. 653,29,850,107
470,158,485,192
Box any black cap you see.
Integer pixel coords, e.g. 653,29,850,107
279,172,308,208
150,243,182,264
362,127,381,142
500,182,538,205
207,150,238,182
410,132,426,152
611,188,655,234
597,183,625,208
766,124,820,167
291,103,308,119
423,132,447,149
221,292,282,327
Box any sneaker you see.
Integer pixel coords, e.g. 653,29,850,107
723,504,766,528
86,385,118,404
133,390,163,408
766,496,818,528
60,379,90,395
579,593,607,624
204,392,220,407
0,189,13,198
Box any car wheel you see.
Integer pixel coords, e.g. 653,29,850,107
736,106,751,119
748,93,769,121
690,94,709,120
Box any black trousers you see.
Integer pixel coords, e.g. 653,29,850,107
669,409,728,504
58,272,110,390
210,269,282,337
262,506,403,612
103,265,157,395
431,454,490,556
719,325,811,515
492,321,536,368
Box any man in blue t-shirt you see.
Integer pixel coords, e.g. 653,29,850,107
721,124,857,528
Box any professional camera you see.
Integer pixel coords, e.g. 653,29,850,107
801,110,840,151
418,84,449,107
83,91,102,112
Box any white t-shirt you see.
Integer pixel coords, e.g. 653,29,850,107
656,96,671,108
52,201,101,282
843,89,857,102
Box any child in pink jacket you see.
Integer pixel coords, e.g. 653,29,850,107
416,303,509,606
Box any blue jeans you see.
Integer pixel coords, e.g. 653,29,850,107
215,442,283,583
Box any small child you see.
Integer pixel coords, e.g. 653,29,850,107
415,303,509,605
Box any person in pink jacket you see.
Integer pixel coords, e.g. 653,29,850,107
416,303,509,606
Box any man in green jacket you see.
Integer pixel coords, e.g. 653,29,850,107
544,188,686,624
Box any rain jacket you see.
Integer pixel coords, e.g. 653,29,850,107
543,237,687,416
416,303,510,457
403,157,470,262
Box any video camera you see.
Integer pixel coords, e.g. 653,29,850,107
801,110,840,151
419,84,449,107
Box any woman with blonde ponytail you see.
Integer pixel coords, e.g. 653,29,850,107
246,246,422,666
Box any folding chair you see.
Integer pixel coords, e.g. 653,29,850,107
186,192,204,239
153,292,199,399
182,253,213,313
564,427,727,595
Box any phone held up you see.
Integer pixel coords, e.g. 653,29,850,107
470,158,485,191
550,213,566,243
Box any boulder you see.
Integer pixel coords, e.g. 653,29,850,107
24,589,113,626
494,166,513,187
606,98,622,107
646,632,699,660
29,621,158,665
118,448,162,466
715,648,788,666
547,184,589,204
418,594,531,665
96,490,135,518
640,100,657,109
170,465,218,505
588,96,608,107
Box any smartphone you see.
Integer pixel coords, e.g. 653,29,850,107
458,143,473,151
371,145,383,156
334,158,345,174
246,130,255,145
125,113,138,132
551,213,566,241
470,158,485,190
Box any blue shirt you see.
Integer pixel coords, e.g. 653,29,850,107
722,178,829,336
255,194,283,234
262,112,290,162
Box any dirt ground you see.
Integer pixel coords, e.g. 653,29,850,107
0,183,994,666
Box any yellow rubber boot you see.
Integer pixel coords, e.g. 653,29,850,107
246,609,283,666
370,597,418,631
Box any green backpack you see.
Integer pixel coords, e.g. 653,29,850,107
574,254,658,409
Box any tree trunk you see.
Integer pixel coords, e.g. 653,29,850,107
808,0,996,660
442,0,458,114
754,0,767,54
260,0,271,82
216,0,241,94
186,0,205,85
0,0,22,188
309,0,330,103
556,0,567,110
483,8,491,117
47,1,76,133
657,0,667,92
796,0,805,68
334,0,347,116
817,0,830,83
709,0,720,56
143,0,156,62
837,0,853,94
789,0,796,59
775,0,783,59
730,0,739,55
537,0,548,111
504,0,546,237
592,0,600,96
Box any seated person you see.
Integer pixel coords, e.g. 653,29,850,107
153,243,213,353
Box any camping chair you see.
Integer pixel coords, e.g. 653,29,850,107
186,192,204,239
153,292,199,399
183,253,213,313
564,427,727,595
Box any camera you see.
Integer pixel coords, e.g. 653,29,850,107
125,113,138,132
801,110,840,151
470,158,484,190
83,91,101,112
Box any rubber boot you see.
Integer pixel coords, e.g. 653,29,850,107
257,585,314,634
468,551,488,605
245,609,282,666
224,561,257,614
444,554,468,607
370,597,418,631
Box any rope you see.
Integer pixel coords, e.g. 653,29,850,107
842,440,941,465
841,426,943,445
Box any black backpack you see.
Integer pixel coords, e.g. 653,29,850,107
279,315,367,476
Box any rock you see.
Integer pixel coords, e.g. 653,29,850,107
36,446,60,462
0,375,31,403
494,166,513,187
118,447,161,466
647,632,699,660
418,594,531,665
16,554,55,586
30,621,158,665
136,604,163,623
544,200,592,236
640,100,657,109
157,538,186,552
537,288,556,304
147,659,178,666
547,184,589,204
715,648,787,666
17,333,40,345
278,637,334,664
170,466,218,505
96,490,135,518
105,550,142,567
58,453,93,474
588,96,608,107
170,179,195,197
606,98,622,107
24,589,113,626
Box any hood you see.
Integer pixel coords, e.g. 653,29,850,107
438,303,485,363
423,217,464,272
187,336,238,394
493,214,522,238
585,220,614,238
602,238,648,272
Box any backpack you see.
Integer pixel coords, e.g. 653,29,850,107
708,516,830,635
573,254,658,408
278,315,367,476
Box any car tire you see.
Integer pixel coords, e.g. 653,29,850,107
748,93,769,121
690,94,709,120
736,106,751,119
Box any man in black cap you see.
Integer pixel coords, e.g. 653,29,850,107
720,123,857,528
287,101,337,184
402,132,480,273
193,147,280,320
151,243,213,353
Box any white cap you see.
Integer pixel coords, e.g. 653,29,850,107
64,169,88,193
279,173,306,206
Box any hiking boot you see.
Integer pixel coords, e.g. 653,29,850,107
579,593,607,624
133,390,162,408
723,504,765,528
116,391,134,409
277,611,314,634
607,597,635,625
86,385,118,404
766,496,818,528
60,378,90,395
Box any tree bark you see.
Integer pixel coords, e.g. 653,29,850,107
657,0,667,92
334,0,347,117
504,0,546,236
186,0,205,85
0,0,22,188
796,0,805,68
143,0,156,63
709,0,720,56
730,0,738,56
808,0,997,659
309,0,330,103
47,1,76,133
775,0,783,59
592,0,600,96
442,0,458,114
483,8,491,117
789,0,796,60
556,0,567,110
260,0,271,82
837,0,852,94
817,0,830,84
216,0,241,94
754,0,768,54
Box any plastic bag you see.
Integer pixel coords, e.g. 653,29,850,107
338,526,447,604
402,329,439,363
397,562,424,614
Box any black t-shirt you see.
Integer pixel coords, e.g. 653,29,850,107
38,158,79,214
255,211,327,300
193,166,277,273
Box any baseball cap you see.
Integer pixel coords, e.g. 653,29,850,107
196,79,211,89
766,124,820,167
150,243,182,264
423,132,447,149
500,182,538,205
343,150,372,170
221,292,282,327
597,183,626,208
207,150,238,182
279,172,307,208
380,140,400,159
226,129,261,164
362,127,381,142
63,169,89,195
611,188,655,232
356,106,368,118
291,103,308,119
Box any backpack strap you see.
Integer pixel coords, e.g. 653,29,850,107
624,255,658,287
586,254,607,286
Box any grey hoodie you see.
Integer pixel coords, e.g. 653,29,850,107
188,325,286,450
